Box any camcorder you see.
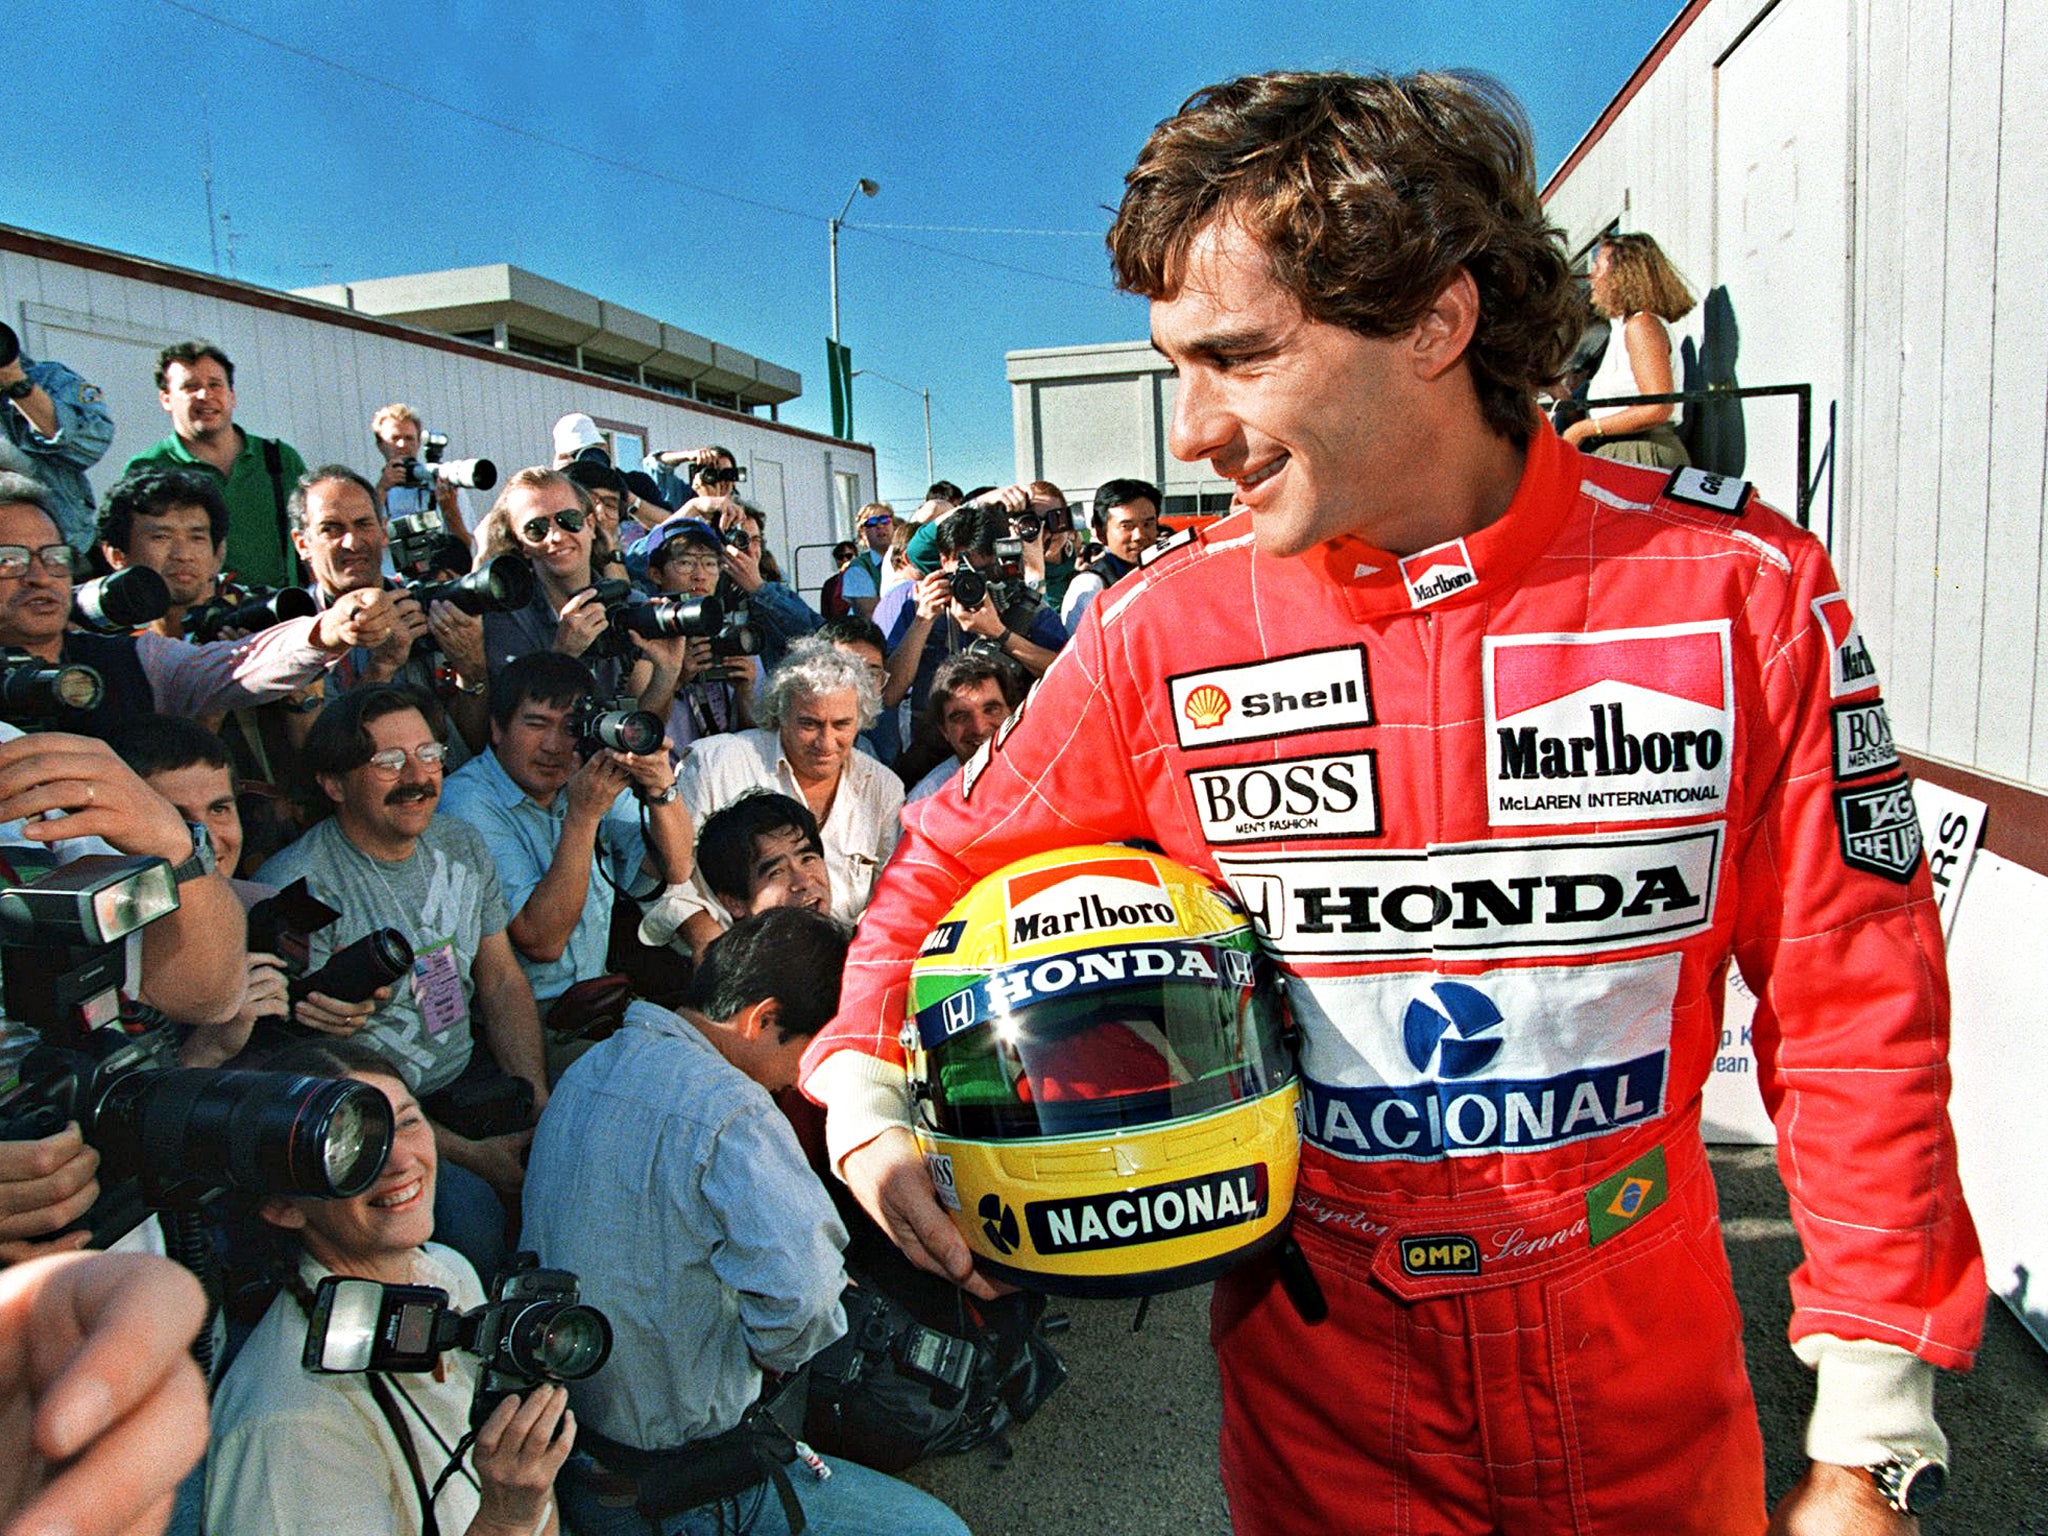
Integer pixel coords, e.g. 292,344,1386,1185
572,697,665,757
587,581,759,663
183,582,319,644
240,880,414,1056
71,567,170,634
0,857,396,1246
303,1250,612,1428
0,648,103,719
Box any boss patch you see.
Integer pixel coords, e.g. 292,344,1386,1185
1830,700,1899,779
1834,776,1923,882
1398,1234,1481,1277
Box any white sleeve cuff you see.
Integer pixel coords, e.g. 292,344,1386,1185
808,1049,915,1178
1794,1333,1948,1467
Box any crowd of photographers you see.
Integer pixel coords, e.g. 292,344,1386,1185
0,323,1163,1536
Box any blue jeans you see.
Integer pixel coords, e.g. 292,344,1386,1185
559,1451,969,1536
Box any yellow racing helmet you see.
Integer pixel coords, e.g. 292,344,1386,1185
903,845,1299,1297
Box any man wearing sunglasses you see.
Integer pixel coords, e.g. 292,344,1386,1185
0,473,391,740
257,682,551,1271
837,503,895,620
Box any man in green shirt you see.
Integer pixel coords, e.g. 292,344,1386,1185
124,341,304,587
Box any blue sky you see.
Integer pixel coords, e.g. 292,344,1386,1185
13,1,1682,501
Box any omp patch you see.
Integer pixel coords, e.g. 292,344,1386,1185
1834,775,1923,882
1830,700,1899,779
1484,622,1734,826
1169,646,1372,749
1187,751,1382,844
1399,1234,1481,1277
1025,1163,1269,1254
1663,467,1752,516
1214,826,1722,962
1811,592,1881,698
1400,537,1477,607
1586,1146,1668,1245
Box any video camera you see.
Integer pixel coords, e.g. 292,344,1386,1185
71,567,170,634
0,857,396,1246
183,582,319,644
304,1250,612,1428
0,648,103,719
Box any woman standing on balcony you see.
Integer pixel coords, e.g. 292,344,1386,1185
1565,231,1696,469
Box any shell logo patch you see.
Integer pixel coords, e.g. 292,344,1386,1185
1183,684,1231,731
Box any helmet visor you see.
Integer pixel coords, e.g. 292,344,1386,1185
916,943,1293,1140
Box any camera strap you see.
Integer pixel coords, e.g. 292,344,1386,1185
364,1370,446,1536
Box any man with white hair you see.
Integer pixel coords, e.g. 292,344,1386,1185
652,639,902,956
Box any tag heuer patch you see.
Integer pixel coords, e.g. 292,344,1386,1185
1834,775,1923,882
1586,1146,1668,1246
1663,467,1752,516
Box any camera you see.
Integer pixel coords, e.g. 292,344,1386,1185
71,567,170,634
693,462,746,489
588,580,755,667
241,880,414,1053
388,509,469,580
396,433,497,494
710,600,761,660
721,523,752,555
0,648,103,718
1009,512,1043,544
0,857,396,1245
304,1251,612,1427
571,697,665,757
947,564,989,611
183,583,319,644
405,554,537,617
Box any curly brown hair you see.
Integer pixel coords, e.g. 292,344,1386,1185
1594,232,1696,323
1108,70,1581,443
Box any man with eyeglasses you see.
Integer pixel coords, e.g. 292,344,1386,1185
0,473,391,741
642,516,760,749
256,682,550,1269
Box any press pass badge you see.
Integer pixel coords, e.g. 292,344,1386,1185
413,939,467,1036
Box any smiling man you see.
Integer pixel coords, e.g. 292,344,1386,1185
800,70,1982,1536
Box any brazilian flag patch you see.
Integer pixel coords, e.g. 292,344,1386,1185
1586,1146,1668,1247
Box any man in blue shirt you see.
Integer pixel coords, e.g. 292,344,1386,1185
0,321,114,552
439,653,694,1064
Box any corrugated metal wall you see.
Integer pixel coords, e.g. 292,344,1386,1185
1545,0,2048,794
0,234,872,587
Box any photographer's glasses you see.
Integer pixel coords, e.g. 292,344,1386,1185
860,512,894,530
519,509,586,543
363,742,449,777
0,543,80,579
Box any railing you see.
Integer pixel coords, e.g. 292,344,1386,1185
1583,382,1821,529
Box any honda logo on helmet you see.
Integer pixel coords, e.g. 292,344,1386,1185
940,990,978,1036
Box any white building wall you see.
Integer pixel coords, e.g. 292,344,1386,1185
0,232,872,594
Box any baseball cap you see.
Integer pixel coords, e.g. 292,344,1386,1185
641,515,723,565
552,412,605,460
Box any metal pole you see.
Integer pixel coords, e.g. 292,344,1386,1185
922,387,934,486
829,218,841,344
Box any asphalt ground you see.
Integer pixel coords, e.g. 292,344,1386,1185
902,1147,2048,1535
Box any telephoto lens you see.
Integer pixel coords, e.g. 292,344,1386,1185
294,929,415,1006
411,554,536,616
616,593,721,641
0,650,103,717
185,584,319,643
91,1066,395,1198
71,567,171,632
578,706,665,756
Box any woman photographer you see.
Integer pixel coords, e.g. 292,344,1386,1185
473,467,683,721
206,1040,575,1536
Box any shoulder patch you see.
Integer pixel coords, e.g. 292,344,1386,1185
1139,525,1198,568
1662,467,1752,517
1834,775,1922,882
79,384,105,405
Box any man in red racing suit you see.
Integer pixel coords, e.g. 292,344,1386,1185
802,71,1982,1536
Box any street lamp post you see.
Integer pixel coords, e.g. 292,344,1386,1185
829,178,880,344
854,369,935,487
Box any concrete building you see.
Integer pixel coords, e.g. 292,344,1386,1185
1007,341,1210,519
2,224,872,595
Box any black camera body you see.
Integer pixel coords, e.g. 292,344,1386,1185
0,859,395,1245
303,1250,612,1428
0,648,103,719
243,879,413,1051
404,554,537,617
572,698,665,757
183,583,319,644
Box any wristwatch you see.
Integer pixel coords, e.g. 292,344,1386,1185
0,377,33,402
171,822,218,885
637,780,681,806
1868,1451,1947,1515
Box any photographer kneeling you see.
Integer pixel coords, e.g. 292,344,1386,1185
207,1039,574,1536
522,911,968,1536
